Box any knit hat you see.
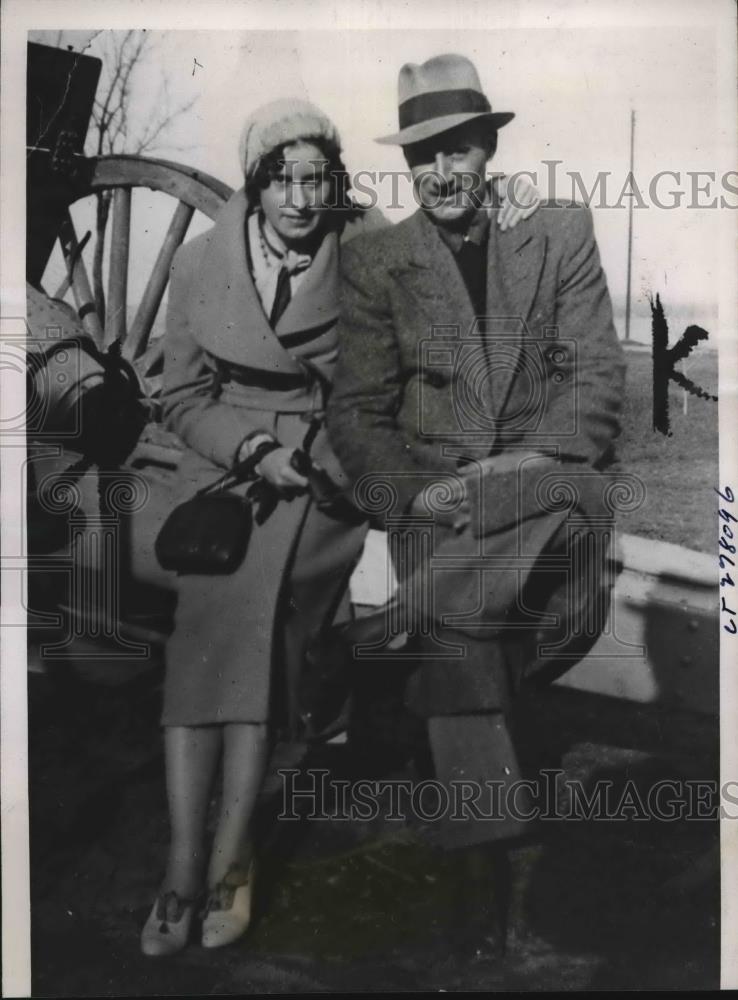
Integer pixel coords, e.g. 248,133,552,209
238,98,341,182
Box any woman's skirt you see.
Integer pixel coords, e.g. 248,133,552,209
160,413,367,728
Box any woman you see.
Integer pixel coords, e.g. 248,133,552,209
141,98,539,957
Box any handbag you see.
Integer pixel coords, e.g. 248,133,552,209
155,490,253,576
155,440,279,575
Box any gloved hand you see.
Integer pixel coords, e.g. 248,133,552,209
494,172,541,231
255,446,309,492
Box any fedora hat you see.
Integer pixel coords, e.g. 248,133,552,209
376,53,515,146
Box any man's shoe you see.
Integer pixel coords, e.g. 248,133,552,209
201,861,255,949
140,890,196,957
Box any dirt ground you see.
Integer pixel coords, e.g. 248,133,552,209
29,659,719,995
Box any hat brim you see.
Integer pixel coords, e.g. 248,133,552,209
375,110,515,146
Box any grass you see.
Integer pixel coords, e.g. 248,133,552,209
614,345,718,553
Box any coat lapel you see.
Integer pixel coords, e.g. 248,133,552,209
490,220,547,327
275,228,340,337
486,217,547,423
388,210,547,426
192,189,302,372
192,189,341,372
388,211,477,336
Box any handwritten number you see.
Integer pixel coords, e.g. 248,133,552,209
718,488,736,635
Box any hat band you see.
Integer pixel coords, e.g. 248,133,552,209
398,88,491,132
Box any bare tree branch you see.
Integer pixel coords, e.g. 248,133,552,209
135,95,198,155
83,29,199,322
92,31,129,156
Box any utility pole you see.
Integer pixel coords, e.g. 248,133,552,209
625,108,636,342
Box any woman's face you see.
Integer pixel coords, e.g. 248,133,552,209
259,141,333,248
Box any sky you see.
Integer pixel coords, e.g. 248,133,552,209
29,17,734,344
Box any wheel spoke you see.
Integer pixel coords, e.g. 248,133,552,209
105,186,131,346
44,156,232,374
52,274,72,300
58,211,104,349
135,337,165,378
123,200,194,361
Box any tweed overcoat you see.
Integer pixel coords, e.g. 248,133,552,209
159,189,386,727
327,202,626,717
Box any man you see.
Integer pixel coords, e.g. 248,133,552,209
326,53,626,940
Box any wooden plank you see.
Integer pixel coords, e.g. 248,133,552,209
123,200,194,361
105,186,131,346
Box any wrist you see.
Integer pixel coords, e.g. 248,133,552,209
251,439,281,472
236,431,276,465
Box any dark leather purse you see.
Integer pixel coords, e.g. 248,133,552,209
155,490,253,575
154,480,253,574
155,440,279,575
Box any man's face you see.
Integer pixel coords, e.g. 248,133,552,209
404,120,494,229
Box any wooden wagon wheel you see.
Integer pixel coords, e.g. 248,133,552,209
48,154,233,380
